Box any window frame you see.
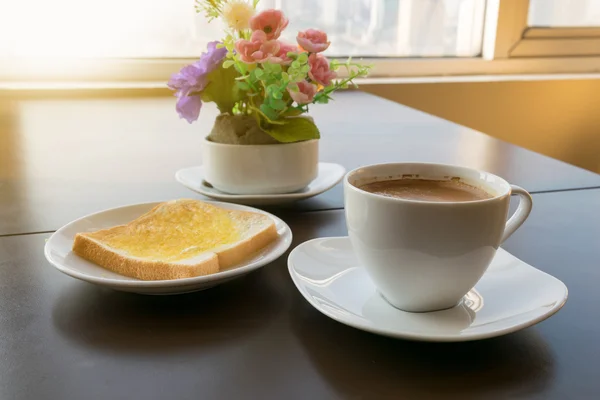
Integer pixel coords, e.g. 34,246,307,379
485,0,600,58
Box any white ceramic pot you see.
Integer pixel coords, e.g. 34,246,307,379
202,138,319,194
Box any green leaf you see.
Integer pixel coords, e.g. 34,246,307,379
270,63,282,74
236,61,248,74
201,64,243,113
263,117,320,143
222,59,235,69
272,90,283,99
290,74,305,83
297,53,308,63
254,68,265,79
269,98,287,111
281,108,304,117
236,81,250,91
247,70,258,83
260,104,278,120
261,63,273,73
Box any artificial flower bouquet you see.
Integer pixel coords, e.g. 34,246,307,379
168,0,371,144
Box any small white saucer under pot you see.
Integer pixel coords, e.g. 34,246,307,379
175,162,345,206
288,237,568,342
44,201,292,295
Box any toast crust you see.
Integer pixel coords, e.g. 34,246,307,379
72,200,277,281
73,233,220,280
217,212,279,268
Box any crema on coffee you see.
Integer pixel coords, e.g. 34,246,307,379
358,178,492,202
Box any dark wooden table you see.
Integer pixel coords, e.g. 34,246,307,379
1,189,599,399
1,92,600,399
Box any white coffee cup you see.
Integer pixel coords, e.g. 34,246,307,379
344,163,533,312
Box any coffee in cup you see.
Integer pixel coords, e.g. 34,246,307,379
358,178,492,202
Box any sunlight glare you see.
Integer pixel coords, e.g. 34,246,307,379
0,0,201,58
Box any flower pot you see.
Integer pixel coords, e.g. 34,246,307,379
202,138,319,195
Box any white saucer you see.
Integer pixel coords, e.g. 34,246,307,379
288,237,568,342
175,162,346,206
44,201,292,295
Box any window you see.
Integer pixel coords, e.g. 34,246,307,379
1,0,599,83
0,0,485,58
489,0,600,58
252,0,486,57
528,0,600,27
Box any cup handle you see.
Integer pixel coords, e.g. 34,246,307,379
501,185,533,243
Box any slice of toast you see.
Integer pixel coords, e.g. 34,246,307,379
72,199,278,280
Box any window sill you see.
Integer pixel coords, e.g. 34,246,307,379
1,56,600,93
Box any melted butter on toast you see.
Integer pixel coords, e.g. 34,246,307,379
89,200,240,262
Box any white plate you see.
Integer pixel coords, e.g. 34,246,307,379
288,237,568,342
44,201,292,295
175,162,346,206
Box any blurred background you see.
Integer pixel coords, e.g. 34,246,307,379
1,0,599,172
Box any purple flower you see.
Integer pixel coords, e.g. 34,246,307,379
168,41,228,123
175,94,203,124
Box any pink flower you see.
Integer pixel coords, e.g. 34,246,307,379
249,9,289,40
270,41,297,65
308,54,337,86
288,81,318,104
297,29,330,53
235,30,280,63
